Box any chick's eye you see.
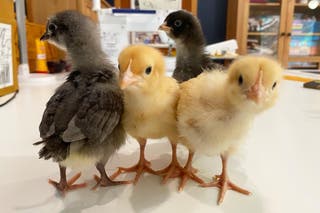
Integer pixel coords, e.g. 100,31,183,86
145,66,152,75
272,82,277,89
48,23,57,32
174,20,182,27
117,64,120,70
238,75,243,86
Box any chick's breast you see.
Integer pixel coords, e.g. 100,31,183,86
122,76,179,140
177,72,253,156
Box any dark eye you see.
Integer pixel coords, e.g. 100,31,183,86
117,64,120,70
174,20,182,27
272,82,277,89
48,23,57,32
238,75,243,85
145,66,152,75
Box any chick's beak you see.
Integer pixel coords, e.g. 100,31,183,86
246,69,264,104
120,63,140,89
40,31,50,41
158,22,171,33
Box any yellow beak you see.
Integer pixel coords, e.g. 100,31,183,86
120,61,140,89
247,70,264,104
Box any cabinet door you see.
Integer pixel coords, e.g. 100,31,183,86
246,0,287,61
286,0,320,69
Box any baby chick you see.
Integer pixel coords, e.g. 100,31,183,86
34,10,129,194
177,56,282,204
159,10,224,83
111,45,193,185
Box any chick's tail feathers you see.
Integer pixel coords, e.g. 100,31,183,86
33,136,70,162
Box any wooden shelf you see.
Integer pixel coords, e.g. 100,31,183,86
250,3,280,6
227,0,319,68
248,32,278,35
292,32,320,36
294,3,309,7
289,56,320,62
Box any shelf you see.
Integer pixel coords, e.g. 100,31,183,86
289,56,320,62
292,32,320,36
294,3,309,7
248,32,278,35
250,3,280,6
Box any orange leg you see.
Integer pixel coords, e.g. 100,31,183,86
201,155,251,205
154,143,182,184
176,152,205,191
48,165,86,196
155,145,204,190
110,138,156,184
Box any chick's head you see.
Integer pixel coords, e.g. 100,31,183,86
159,10,202,42
118,45,165,90
40,10,98,50
226,56,283,112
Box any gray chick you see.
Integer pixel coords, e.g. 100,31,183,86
34,10,129,194
159,10,224,83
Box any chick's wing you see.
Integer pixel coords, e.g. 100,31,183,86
40,75,123,144
73,85,123,143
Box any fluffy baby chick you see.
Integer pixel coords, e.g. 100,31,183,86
177,56,282,204
159,10,224,83
111,45,194,185
34,10,129,194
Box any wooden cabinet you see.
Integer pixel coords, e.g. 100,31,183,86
114,0,198,15
26,0,111,24
227,0,320,69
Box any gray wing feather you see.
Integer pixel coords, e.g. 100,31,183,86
71,87,123,143
40,83,76,138
62,117,86,142
40,77,123,145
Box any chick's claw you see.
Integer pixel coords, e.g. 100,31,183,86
178,166,205,192
201,174,251,205
91,175,132,190
48,172,87,196
110,159,157,185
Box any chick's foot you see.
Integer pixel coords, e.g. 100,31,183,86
110,158,156,184
162,151,205,191
111,140,157,184
201,174,250,204
49,171,87,196
200,155,250,204
156,143,203,186
92,162,132,190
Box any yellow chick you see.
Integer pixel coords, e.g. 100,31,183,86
177,56,283,204
111,45,183,184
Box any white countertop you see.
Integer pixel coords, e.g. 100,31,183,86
0,73,319,213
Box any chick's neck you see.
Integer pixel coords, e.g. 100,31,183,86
175,40,205,66
67,38,108,71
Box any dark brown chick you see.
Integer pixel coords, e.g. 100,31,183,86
159,10,224,83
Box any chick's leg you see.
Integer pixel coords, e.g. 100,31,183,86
110,138,156,184
201,154,251,205
153,143,197,185
48,165,86,196
154,143,182,183
92,162,132,190
176,151,205,191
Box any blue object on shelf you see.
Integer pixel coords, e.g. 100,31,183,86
314,22,320,33
112,9,156,14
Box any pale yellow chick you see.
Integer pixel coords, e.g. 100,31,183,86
111,45,182,184
177,56,283,204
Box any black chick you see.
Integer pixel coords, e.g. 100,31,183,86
159,10,224,83
34,10,129,194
